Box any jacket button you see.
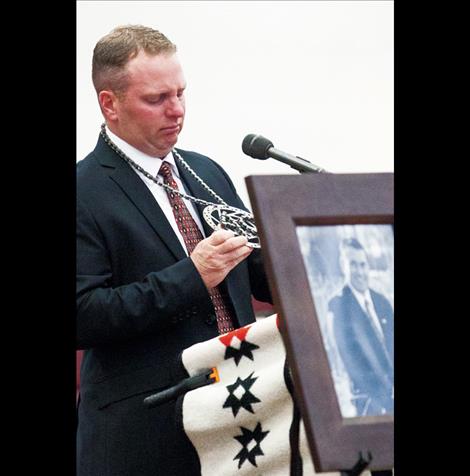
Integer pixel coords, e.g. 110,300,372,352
205,314,216,325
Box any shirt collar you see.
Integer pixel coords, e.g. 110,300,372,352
106,126,180,179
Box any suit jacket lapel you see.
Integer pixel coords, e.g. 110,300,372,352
94,136,187,261
346,287,386,349
347,286,394,369
370,291,394,358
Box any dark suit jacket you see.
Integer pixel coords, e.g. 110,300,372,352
76,135,272,476
328,285,393,416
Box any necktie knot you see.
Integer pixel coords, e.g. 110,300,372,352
158,161,173,182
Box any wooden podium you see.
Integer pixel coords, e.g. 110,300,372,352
245,173,394,474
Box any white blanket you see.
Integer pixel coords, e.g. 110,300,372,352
179,314,371,476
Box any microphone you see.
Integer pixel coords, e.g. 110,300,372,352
242,134,326,173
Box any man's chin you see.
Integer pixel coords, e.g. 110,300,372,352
166,137,179,152
351,283,368,294
152,136,179,157
163,131,180,146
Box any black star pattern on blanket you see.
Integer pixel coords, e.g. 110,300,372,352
219,326,260,366
224,340,260,366
223,372,261,417
233,422,270,469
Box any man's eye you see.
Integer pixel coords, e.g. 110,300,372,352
146,96,163,104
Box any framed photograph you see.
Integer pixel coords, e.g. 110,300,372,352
245,173,393,472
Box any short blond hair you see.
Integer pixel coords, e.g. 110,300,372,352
92,24,177,96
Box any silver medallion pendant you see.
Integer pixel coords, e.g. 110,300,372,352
202,204,261,248
99,123,262,248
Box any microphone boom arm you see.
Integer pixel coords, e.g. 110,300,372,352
268,147,326,173
242,133,327,173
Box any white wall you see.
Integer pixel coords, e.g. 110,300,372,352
77,0,393,207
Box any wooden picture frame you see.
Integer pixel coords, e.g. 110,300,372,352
245,173,394,472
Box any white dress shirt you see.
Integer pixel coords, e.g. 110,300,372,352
106,127,206,255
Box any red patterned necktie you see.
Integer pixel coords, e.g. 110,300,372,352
158,161,236,334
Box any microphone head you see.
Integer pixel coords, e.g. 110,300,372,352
242,134,273,159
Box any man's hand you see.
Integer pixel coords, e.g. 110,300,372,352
190,229,253,289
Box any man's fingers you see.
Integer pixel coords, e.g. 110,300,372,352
208,230,249,254
208,229,236,246
224,245,253,263
217,234,248,254
227,247,253,268
190,235,253,289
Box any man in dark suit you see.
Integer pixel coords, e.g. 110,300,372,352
76,25,272,476
328,237,393,417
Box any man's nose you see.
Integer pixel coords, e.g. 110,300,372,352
166,97,185,117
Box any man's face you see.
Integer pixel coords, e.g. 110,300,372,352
344,247,369,293
111,51,186,157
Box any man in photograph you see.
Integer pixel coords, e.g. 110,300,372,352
328,237,394,416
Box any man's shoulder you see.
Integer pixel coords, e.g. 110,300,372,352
328,286,349,308
76,152,102,184
175,148,220,169
175,147,230,181
369,288,392,309
175,148,210,161
76,152,114,202
77,152,98,173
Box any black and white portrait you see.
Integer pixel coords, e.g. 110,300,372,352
296,224,394,418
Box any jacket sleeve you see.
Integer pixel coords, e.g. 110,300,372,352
76,196,211,350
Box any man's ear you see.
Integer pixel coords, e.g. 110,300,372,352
98,90,119,122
